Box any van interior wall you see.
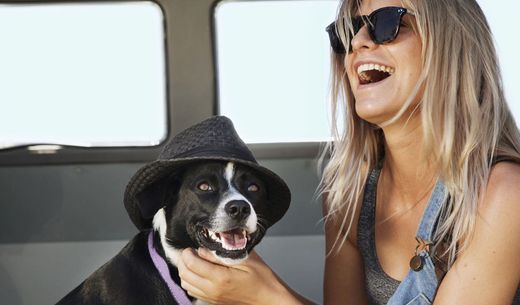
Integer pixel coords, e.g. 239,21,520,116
0,158,324,305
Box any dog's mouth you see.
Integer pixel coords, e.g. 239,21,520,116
195,225,258,260
205,227,250,250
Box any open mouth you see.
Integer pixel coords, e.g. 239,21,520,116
357,63,394,85
196,225,257,259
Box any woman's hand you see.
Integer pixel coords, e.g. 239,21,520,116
177,248,310,305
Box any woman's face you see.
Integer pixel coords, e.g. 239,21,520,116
346,0,422,126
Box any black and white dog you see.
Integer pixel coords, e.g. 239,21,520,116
57,161,275,305
57,115,290,305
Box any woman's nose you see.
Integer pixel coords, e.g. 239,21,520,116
350,24,376,52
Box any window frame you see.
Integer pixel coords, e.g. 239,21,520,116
0,0,215,165
0,0,326,166
211,0,331,158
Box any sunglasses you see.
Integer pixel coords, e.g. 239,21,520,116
326,6,412,54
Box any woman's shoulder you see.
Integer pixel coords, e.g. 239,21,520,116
479,161,520,231
434,161,520,304
486,161,520,202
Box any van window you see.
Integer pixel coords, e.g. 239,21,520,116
215,0,520,144
214,0,339,144
0,2,167,150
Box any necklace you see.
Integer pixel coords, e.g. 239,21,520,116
377,165,436,272
377,165,435,218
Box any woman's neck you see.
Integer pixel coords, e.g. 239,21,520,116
381,117,437,206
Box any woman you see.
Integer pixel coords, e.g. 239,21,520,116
177,0,520,304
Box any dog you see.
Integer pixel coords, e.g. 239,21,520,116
56,116,291,305
57,161,272,305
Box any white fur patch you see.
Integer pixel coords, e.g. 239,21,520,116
212,162,258,233
152,209,213,305
224,162,234,183
152,208,182,267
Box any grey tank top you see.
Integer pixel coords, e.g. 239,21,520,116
357,166,520,305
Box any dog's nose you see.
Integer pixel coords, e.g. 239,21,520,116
225,200,251,219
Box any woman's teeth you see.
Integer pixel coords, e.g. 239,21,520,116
357,63,395,75
357,63,394,85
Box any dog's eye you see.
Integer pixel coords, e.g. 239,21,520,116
247,183,259,192
197,182,213,192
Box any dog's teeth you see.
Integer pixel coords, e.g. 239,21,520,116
208,230,220,242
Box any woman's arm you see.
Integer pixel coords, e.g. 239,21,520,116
433,162,520,305
177,248,315,305
323,199,370,305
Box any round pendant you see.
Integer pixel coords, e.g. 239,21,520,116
409,255,423,272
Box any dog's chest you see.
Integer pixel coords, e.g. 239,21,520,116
193,299,212,305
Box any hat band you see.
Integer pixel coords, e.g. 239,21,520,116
168,145,257,163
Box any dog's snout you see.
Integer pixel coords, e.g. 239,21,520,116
225,200,251,219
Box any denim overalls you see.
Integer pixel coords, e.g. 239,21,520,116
360,165,520,305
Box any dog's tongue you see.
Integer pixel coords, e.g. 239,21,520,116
220,229,247,250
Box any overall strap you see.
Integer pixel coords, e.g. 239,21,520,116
415,180,446,242
147,231,192,305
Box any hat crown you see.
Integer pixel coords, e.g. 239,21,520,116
160,116,256,163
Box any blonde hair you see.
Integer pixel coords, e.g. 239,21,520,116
320,0,520,266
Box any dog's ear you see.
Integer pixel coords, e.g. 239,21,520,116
136,173,182,220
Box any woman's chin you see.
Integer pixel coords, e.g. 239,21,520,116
354,99,412,127
354,107,390,126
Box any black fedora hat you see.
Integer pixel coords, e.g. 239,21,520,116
124,115,291,230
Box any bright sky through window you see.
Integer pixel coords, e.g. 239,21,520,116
216,0,520,144
0,2,167,149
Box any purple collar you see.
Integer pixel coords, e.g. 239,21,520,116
147,231,192,305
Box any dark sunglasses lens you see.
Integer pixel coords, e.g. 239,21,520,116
371,8,404,44
326,8,406,53
352,16,363,36
326,22,346,54
348,16,364,52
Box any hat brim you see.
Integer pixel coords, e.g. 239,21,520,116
124,156,291,230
